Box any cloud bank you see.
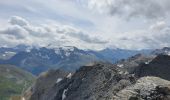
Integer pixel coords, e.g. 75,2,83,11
110,21,170,49
1,0,170,50
0,16,107,49
1,16,170,50
82,0,170,19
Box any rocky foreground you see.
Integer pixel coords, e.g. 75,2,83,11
24,54,170,100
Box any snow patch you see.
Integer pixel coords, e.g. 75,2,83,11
62,88,68,100
62,46,74,52
145,62,149,64
67,73,72,79
26,49,31,52
5,51,16,54
164,50,170,56
65,52,70,57
55,46,75,54
117,64,124,68
56,78,62,83
21,59,27,65
119,71,124,74
54,48,61,54
145,60,152,64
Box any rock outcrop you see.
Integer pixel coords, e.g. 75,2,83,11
135,55,170,80
114,77,170,100
24,69,69,100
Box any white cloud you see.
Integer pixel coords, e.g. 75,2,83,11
150,21,166,31
0,25,29,39
55,25,107,44
108,21,170,49
0,16,108,50
9,16,29,26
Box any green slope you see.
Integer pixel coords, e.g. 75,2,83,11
0,64,35,100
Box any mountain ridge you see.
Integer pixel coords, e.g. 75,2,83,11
0,45,152,75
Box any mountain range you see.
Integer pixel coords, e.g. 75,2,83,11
0,45,152,75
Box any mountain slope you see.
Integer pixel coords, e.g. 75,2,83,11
0,64,35,100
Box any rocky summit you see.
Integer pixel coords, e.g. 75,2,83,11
23,53,170,100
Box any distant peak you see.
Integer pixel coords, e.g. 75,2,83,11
152,47,170,55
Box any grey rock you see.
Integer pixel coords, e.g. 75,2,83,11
42,62,136,100
114,77,170,100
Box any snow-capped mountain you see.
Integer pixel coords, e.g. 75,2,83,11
0,46,101,75
0,45,152,75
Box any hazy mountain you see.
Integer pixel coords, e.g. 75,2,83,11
0,64,35,100
0,44,31,60
98,48,152,63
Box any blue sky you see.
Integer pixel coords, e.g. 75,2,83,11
0,0,170,50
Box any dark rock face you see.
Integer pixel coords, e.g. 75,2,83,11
39,63,136,100
24,69,69,100
115,54,155,74
135,55,170,80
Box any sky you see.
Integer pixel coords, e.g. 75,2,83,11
0,0,170,50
